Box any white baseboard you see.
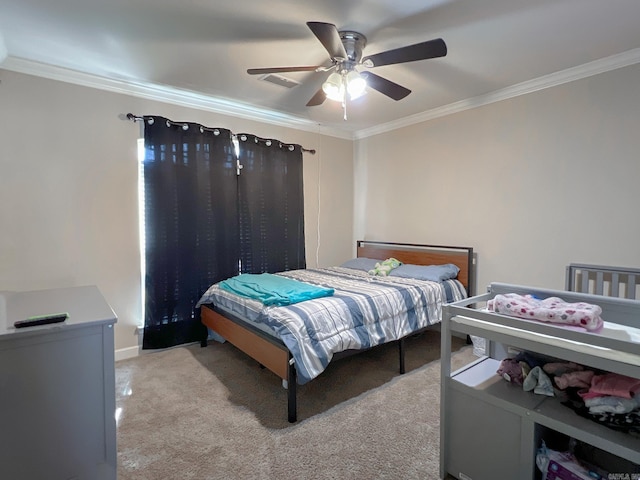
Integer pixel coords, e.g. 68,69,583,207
115,346,140,362
115,326,143,362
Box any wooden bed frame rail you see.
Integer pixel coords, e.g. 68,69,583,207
200,305,298,422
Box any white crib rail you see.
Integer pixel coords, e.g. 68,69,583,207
566,263,640,300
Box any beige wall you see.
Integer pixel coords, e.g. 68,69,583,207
354,63,640,295
0,70,353,356
3,61,638,356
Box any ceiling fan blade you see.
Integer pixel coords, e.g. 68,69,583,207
362,38,447,67
247,66,321,75
306,88,327,107
306,21,348,60
361,72,411,101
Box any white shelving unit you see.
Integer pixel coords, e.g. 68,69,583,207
440,282,640,480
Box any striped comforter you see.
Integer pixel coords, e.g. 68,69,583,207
197,266,467,384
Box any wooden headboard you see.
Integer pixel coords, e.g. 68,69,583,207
356,240,475,295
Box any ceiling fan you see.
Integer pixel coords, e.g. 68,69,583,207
247,21,447,114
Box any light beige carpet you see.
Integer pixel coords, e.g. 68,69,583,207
116,330,472,480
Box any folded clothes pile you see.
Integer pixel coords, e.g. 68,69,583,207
497,353,640,436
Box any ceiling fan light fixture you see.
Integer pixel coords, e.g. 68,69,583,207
346,70,366,99
322,72,344,102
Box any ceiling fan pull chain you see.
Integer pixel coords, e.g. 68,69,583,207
342,75,348,120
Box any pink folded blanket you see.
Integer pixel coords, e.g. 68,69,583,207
487,293,604,332
554,370,595,390
581,372,640,399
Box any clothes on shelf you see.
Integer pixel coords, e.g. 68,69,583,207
496,352,640,436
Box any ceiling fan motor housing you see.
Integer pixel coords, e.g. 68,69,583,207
339,31,367,68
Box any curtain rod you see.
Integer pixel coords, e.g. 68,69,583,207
126,113,316,154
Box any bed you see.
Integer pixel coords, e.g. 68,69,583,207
197,240,474,422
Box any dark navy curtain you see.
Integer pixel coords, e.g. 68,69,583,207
142,116,238,349
236,134,306,274
141,119,307,349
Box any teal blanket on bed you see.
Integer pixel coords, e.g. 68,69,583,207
219,273,334,306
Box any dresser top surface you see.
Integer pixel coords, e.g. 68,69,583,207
0,285,116,337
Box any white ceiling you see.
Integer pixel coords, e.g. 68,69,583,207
1,0,640,138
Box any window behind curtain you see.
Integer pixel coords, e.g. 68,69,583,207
236,134,306,274
142,117,238,349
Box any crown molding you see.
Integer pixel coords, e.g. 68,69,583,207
3,47,640,142
354,47,640,139
0,56,353,140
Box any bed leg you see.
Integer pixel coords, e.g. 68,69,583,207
398,338,406,374
287,357,297,423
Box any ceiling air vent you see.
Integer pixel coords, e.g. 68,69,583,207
259,73,301,89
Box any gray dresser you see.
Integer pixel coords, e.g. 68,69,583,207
0,285,117,480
